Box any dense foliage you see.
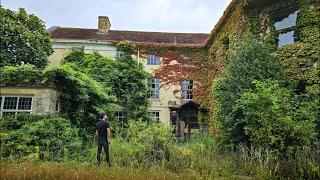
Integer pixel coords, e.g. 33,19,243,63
0,7,52,67
105,41,150,121
0,115,81,161
63,41,150,122
0,64,44,85
213,37,318,154
44,63,116,130
213,37,283,145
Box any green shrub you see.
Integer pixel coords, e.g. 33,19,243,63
0,115,81,161
0,64,44,85
237,80,317,154
213,36,284,146
110,120,174,168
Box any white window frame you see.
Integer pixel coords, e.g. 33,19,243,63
181,80,193,100
149,110,160,122
0,96,33,117
147,54,160,65
148,78,160,100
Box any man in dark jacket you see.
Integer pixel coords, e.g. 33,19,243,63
96,112,111,166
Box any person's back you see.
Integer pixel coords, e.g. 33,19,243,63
96,120,109,143
96,112,111,167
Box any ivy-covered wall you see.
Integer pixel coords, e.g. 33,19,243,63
207,0,319,72
204,0,319,132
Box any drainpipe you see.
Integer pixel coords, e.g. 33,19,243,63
137,49,140,65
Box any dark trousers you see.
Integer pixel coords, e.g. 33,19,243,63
97,141,111,166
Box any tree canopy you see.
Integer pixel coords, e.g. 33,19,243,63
0,7,52,67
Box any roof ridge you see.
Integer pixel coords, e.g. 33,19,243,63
52,26,209,35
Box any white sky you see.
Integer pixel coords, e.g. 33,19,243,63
2,0,231,33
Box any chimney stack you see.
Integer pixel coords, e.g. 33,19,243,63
98,16,111,34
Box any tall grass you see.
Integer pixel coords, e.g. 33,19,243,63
1,120,319,179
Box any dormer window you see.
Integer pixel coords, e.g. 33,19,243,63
274,10,299,48
147,54,160,65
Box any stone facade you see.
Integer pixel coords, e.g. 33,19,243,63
0,86,59,117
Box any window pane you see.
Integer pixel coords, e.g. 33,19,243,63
149,111,160,122
278,31,295,48
0,97,2,108
182,80,193,100
18,97,32,110
147,55,160,65
3,97,18,110
148,78,160,99
275,10,298,30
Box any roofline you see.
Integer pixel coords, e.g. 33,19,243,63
51,38,206,49
48,0,240,48
49,26,209,35
204,0,240,47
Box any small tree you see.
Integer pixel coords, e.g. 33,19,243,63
62,41,150,123
0,7,52,67
213,36,284,146
105,41,150,122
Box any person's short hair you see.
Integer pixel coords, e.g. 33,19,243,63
98,112,106,119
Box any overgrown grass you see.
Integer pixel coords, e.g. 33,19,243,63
0,161,203,180
1,119,319,179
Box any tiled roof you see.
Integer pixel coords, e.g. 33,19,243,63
49,27,209,45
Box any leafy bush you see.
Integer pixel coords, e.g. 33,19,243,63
62,42,151,122
43,63,116,129
213,36,284,146
0,64,44,85
237,80,316,154
0,115,81,161
212,36,318,155
111,120,174,167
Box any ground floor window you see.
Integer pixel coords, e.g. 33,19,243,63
149,111,160,122
114,110,125,127
0,96,33,117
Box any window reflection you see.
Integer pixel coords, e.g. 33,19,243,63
278,31,295,48
275,10,298,30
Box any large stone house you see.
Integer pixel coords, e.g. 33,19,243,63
1,0,318,126
47,16,208,125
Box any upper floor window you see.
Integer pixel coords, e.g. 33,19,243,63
147,54,160,65
181,80,193,100
0,96,32,117
116,49,125,58
148,78,160,99
274,10,299,48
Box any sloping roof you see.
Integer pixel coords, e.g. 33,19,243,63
50,27,209,46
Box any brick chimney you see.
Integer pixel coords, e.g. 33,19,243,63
98,16,111,34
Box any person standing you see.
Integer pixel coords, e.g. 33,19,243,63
96,112,111,167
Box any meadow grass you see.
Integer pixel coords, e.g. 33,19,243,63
0,161,218,180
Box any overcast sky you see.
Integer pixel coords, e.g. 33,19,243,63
2,0,231,33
